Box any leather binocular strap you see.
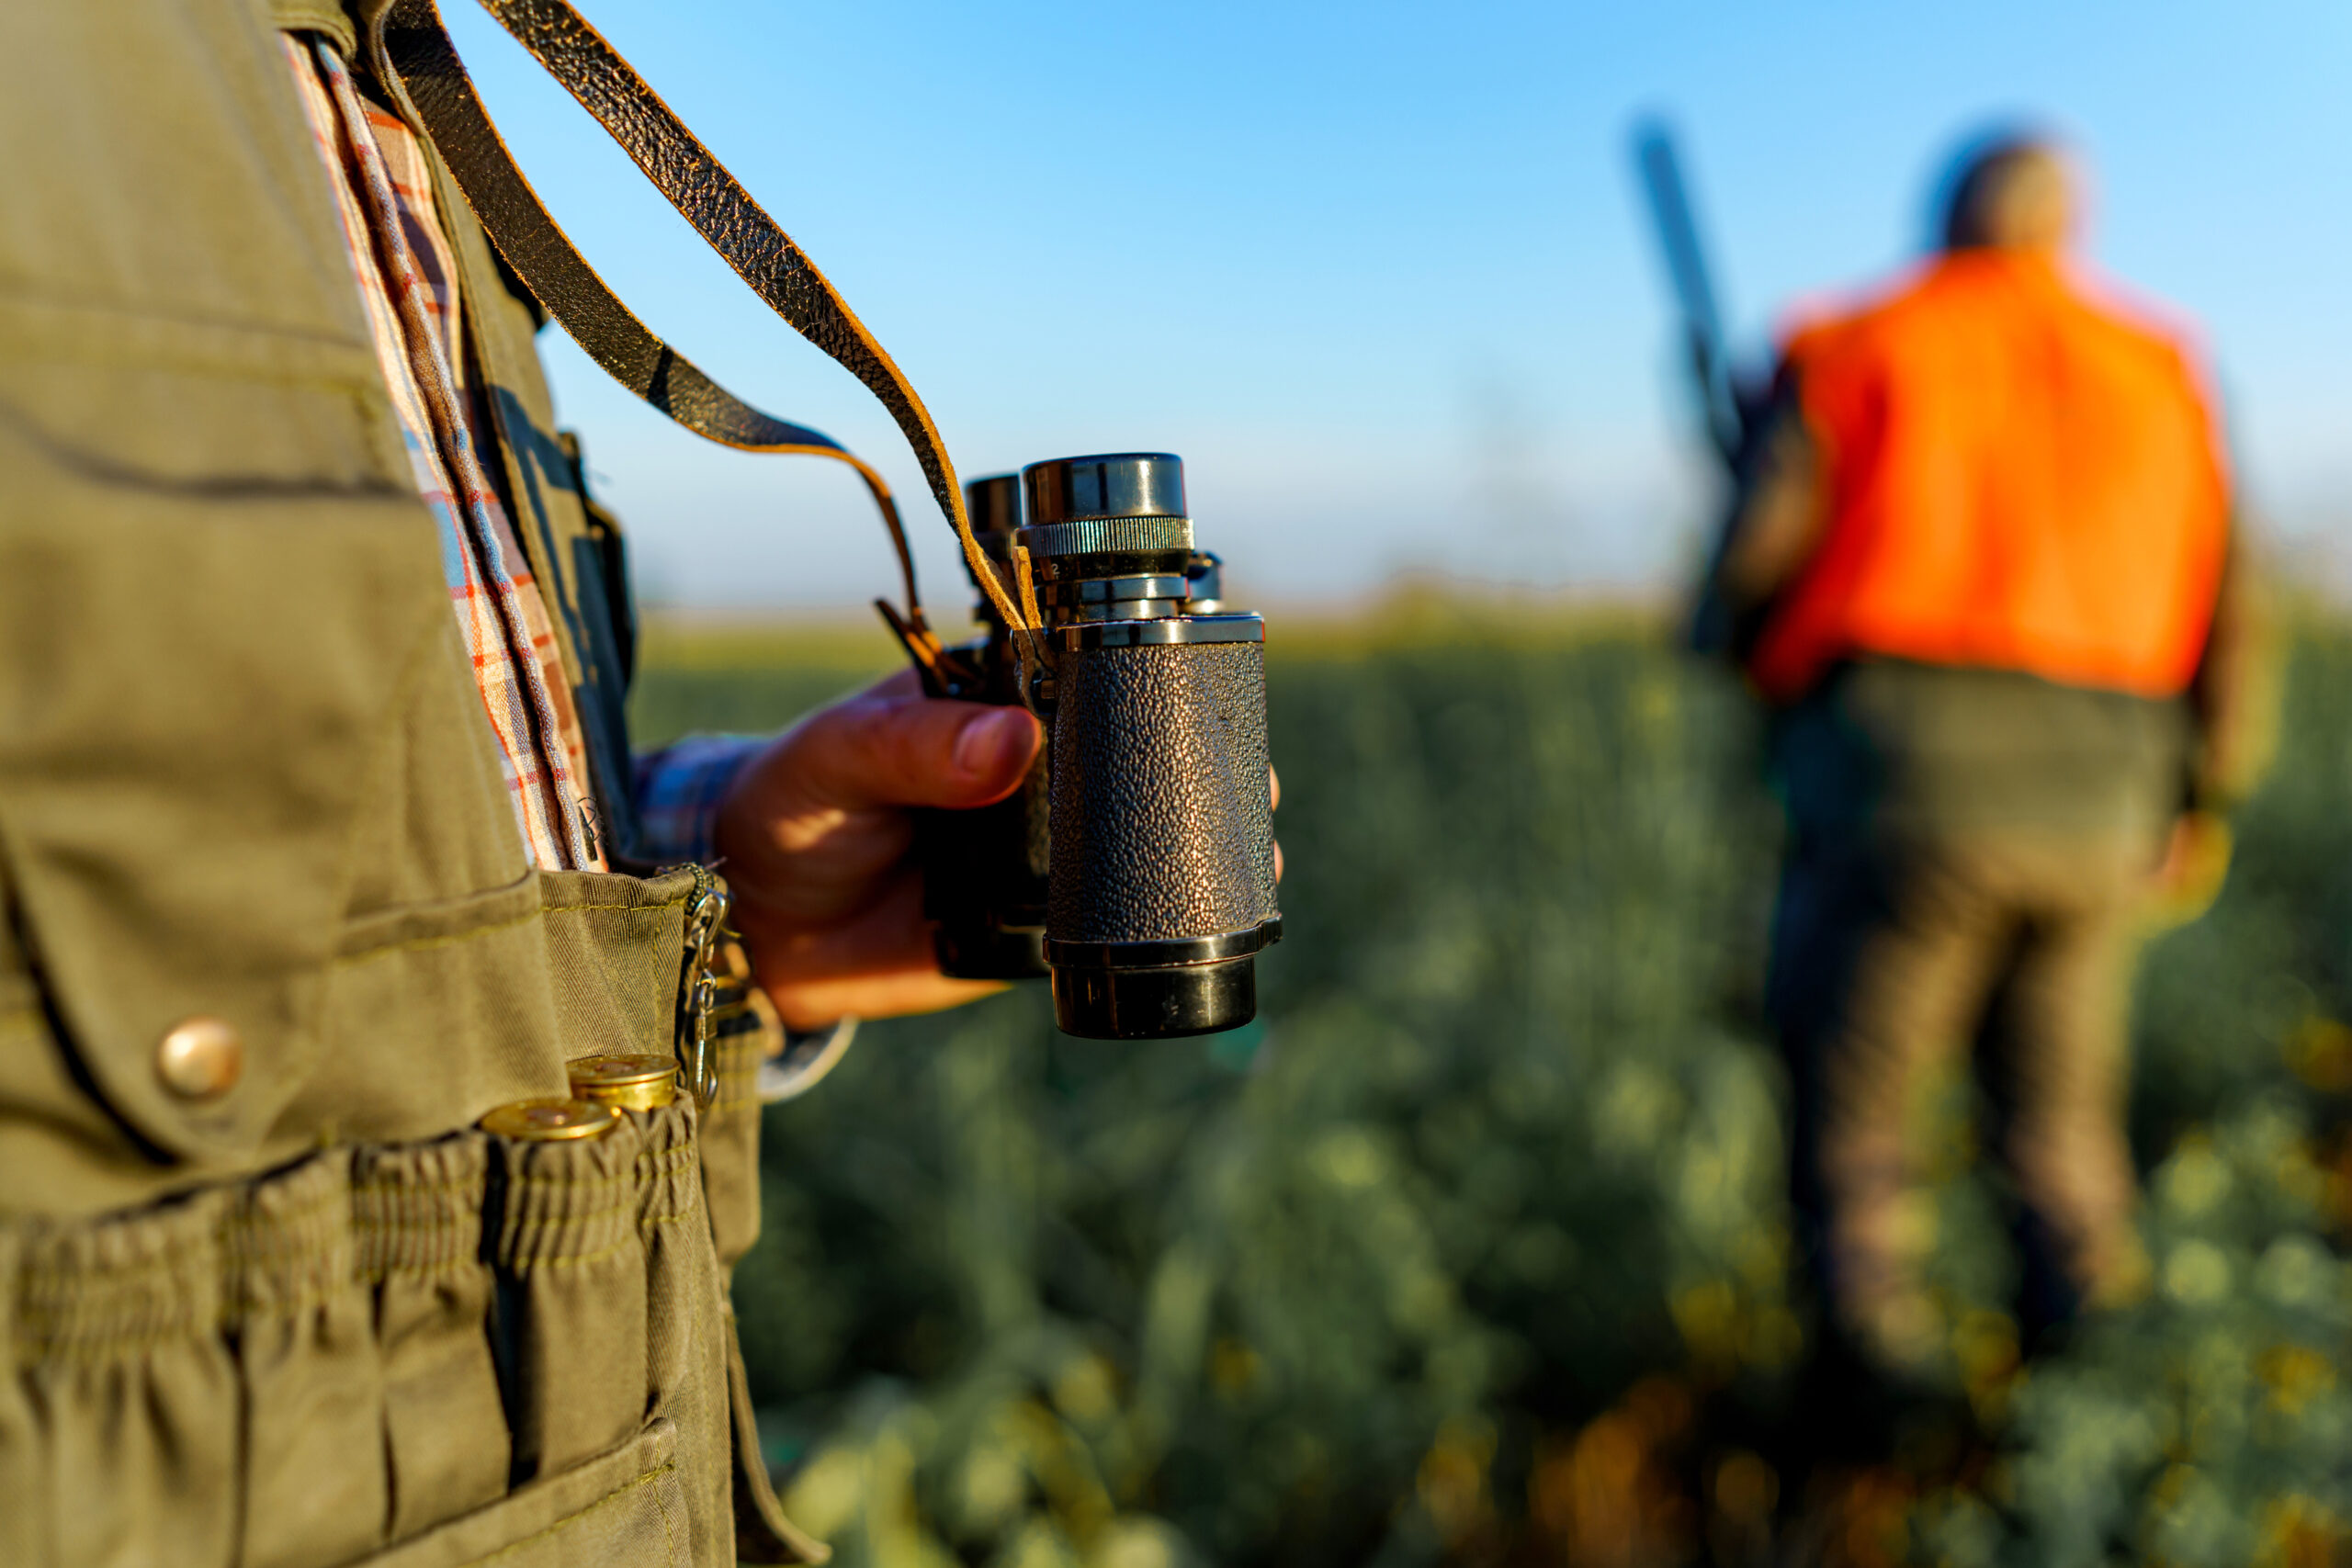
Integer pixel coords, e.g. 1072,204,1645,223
371,0,1030,637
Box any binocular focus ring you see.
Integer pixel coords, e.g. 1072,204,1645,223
1017,515,1195,559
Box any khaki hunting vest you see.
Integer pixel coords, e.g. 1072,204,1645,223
0,2,814,1562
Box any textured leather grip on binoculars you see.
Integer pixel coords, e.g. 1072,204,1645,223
1046,639,1279,951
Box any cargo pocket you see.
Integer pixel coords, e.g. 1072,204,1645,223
2,1103,748,1568
630,1101,712,1414
236,1154,389,1568
9,1183,243,1568
356,1134,509,1540
482,1095,734,1565
4,1152,389,1568
486,1111,650,1484
357,1416,688,1568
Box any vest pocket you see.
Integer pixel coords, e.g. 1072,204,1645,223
481,1096,731,1564
357,1135,510,1539
357,1416,688,1568
486,1108,650,1482
0,1102,730,1566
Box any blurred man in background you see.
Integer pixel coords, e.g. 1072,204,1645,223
1694,134,2267,1397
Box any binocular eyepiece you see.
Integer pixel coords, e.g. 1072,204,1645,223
914,453,1281,1039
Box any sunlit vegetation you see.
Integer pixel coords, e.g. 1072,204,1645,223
636,604,2352,1567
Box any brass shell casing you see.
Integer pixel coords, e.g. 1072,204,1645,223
480,1097,621,1142
565,1053,681,1112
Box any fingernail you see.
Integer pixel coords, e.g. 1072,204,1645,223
953,708,1026,776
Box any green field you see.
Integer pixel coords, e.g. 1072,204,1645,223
633,606,2352,1568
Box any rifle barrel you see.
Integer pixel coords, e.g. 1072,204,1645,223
1630,118,1740,465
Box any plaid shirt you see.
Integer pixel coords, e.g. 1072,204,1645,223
286,38,762,867
632,734,766,870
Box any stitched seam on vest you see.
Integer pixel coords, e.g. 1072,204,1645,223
17,1217,359,1362
544,1206,695,1260
13,1201,349,1281
650,1454,684,1564
17,1202,351,1280
505,1229,634,1271
0,293,382,390
351,1213,482,1232
355,1177,485,1199
368,1255,481,1281
334,890,692,964
270,4,359,56
500,1201,696,1274
455,1461,678,1567
503,1147,693,1192
12,1134,700,1356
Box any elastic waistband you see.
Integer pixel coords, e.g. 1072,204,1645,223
6,1100,701,1366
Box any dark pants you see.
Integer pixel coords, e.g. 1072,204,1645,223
1769,824,2150,1369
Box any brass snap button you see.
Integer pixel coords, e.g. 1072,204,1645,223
479,1098,619,1142
155,1017,243,1100
566,1053,680,1112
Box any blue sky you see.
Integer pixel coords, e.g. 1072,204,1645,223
442,0,2352,611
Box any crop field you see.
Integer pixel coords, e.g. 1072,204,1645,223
633,604,2352,1568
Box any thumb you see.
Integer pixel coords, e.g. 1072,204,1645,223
776,687,1040,814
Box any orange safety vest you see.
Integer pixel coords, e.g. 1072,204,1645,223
1747,251,2231,705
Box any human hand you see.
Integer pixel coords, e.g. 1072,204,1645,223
714,668,1041,1030
2146,808,2233,929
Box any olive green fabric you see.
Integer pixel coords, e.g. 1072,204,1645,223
0,1111,724,1565
1767,662,2178,1366
1770,826,2152,1370
704,991,780,1274
363,1416,691,1568
1770,660,2194,845
0,0,438,1180
0,1,813,1562
360,1135,510,1540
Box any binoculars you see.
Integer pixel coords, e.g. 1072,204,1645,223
912,453,1280,1040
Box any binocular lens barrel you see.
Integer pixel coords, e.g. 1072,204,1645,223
967,471,1023,536
1020,454,1282,1039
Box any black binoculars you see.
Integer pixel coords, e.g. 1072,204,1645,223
912,453,1281,1040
